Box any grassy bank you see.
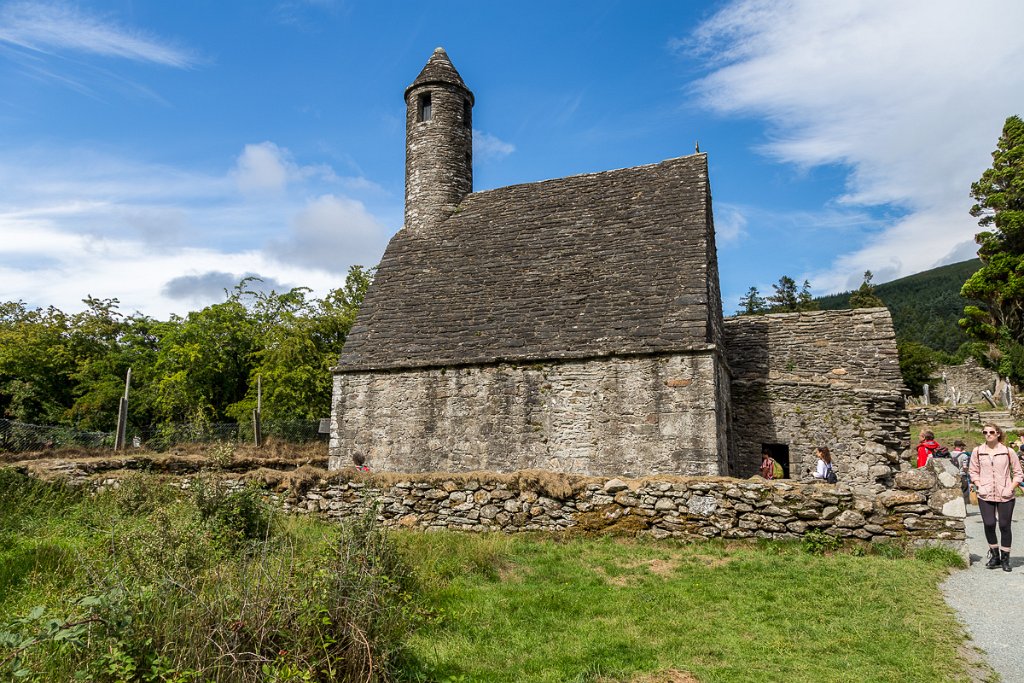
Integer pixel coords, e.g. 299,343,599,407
1,471,977,682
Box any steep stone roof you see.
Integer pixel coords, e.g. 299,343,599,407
338,153,717,372
405,47,473,103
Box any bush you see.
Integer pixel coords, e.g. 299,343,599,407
802,530,842,555
189,475,273,550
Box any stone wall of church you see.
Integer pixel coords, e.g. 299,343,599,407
724,308,909,494
330,351,727,478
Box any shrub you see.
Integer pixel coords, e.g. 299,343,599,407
802,530,842,555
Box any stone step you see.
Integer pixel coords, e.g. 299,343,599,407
978,411,1016,429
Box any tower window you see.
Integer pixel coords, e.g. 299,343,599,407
463,98,471,128
417,93,432,122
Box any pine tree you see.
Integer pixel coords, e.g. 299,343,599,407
737,286,768,315
849,271,885,309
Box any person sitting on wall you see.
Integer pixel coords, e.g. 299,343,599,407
811,446,836,482
759,448,776,480
916,429,941,468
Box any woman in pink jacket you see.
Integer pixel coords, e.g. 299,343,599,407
969,423,1024,572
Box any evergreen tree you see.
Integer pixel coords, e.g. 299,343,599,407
736,286,767,315
767,276,798,312
960,115,1024,380
797,279,819,311
849,270,885,309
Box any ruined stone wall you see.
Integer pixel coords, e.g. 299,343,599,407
331,352,727,478
724,308,909,493
932,358,1003,404
908,405,981,426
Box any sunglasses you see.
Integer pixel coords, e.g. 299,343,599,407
983,430,998,435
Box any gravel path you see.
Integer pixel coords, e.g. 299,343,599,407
942,500,1024,682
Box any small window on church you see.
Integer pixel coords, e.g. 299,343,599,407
463,98,471,128
418,93,432,122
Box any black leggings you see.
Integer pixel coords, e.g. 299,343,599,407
978,498,1015,548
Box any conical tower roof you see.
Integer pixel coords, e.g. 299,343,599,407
405,47,473,103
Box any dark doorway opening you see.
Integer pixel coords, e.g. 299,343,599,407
762,443,790,479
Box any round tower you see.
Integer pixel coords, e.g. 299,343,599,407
404,47,474,235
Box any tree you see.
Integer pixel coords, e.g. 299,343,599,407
767,276,798,312
960,116,1024,359
897,340,938,396
736,286,767,315
225,266,375,422
765,276,818,313
796,280,819,312
152,284,259,423
849,270,885,309
0,302,75,423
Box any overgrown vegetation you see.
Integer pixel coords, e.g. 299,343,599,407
0,469,417,682
0,470,982,682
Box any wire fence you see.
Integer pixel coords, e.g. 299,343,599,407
0,418,325,454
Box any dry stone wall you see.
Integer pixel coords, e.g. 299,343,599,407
286,458,966,550
907,405,981,426
331,352,728,478
725,309,909,493
15,455,965,553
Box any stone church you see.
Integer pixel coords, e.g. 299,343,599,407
329,48,909,491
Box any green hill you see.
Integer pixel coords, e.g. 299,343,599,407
815,259,982,353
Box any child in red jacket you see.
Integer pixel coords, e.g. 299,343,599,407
916,429,941,468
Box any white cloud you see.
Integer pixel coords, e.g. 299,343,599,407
473,130,516,161
267,194,389,273
234,142,292,196
690,0,1024,287
713,203,747,245
0,1,196,67
0,142,395,318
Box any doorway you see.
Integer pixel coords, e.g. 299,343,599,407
762,443,790,479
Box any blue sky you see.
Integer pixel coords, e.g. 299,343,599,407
1,0,1023,319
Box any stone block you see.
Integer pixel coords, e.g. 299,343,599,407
834,510,866,528
940,496,967,519
877,490,926,508
604,478,629,493
894,469,936,491
687,495,717,517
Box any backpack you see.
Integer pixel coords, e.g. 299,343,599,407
772,460,784,479
933,446,950,458
824,463,838,484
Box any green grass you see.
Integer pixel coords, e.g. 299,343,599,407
0,471,982,682
395,534,972,683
